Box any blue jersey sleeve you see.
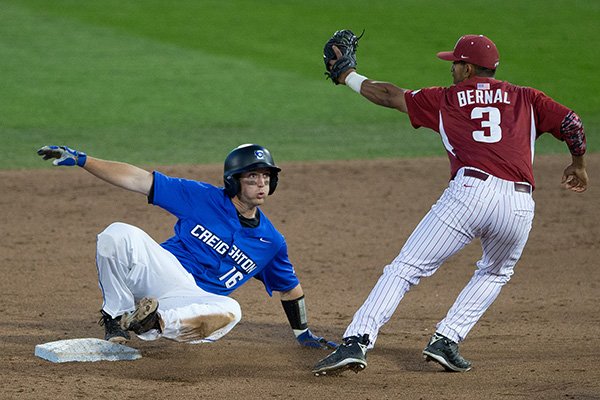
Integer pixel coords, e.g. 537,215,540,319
150,171,221,218
255,240,300,296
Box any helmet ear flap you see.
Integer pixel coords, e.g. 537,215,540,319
268,171,279,195
224,175,240,197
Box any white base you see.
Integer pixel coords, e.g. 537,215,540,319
35,338,142,363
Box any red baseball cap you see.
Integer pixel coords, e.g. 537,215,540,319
437,35,500,70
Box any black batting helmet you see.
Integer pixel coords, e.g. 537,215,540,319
223,144,281,198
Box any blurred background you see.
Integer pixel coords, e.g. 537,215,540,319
1,0,597,169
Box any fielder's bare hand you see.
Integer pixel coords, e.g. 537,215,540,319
561,156,588,192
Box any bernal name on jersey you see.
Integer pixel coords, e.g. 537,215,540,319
457,88,511,107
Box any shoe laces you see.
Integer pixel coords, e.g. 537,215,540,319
98,311,109,327
436,334,465,361
98,310,120,328
343,334,370,347
445,339,460,356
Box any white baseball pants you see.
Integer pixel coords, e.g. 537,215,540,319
345,167,535,347
96,222,241,343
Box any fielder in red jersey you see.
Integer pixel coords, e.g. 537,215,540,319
405,77,577,187
313,34,588,376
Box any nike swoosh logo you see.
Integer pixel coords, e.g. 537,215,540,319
463,184,474,188
259,238,271,243
460,55,469,59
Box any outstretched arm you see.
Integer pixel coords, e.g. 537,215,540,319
37,145,153,195
279,284,338,350
328,45,409,113
84,157,153,195
347,70,409,112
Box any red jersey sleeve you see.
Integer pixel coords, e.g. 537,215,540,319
529,88,571,139
404,87,446,131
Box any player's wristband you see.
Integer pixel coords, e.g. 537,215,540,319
76,152,87,167
345,71,368,94
281,295,308,336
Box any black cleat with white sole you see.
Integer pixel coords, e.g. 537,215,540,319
423,332,472,372
312,334,369,376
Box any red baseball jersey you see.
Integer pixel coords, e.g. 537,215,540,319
404,76,571,187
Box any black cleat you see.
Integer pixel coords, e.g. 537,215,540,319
423,332,472,372
312,334,369,376
99,310,130,344
120,297,162,335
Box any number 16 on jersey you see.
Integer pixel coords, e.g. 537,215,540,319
219,266,244,289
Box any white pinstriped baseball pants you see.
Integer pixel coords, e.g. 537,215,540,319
344,167,535,347
96,222,242,343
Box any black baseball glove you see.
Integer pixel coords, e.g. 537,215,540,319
323,29,364,85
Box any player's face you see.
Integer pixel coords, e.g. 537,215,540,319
237,168,271,207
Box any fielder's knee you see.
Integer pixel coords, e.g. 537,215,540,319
474,268,513,284
383,263,422,286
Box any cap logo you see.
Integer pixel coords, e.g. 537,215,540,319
254,150,265,159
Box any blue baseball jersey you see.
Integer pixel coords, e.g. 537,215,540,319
149,171,299,296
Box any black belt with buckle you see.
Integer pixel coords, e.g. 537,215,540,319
463,169,531,194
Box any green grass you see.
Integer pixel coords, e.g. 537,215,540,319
1,0,597,169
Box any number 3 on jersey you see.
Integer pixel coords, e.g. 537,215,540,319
471,106,501,143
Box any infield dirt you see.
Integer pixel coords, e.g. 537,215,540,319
1,154,599,399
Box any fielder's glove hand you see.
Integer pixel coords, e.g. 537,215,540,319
323,29,364,84
296,329,338,350
37,145,87,167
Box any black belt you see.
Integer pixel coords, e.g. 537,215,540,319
463,169,531,194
